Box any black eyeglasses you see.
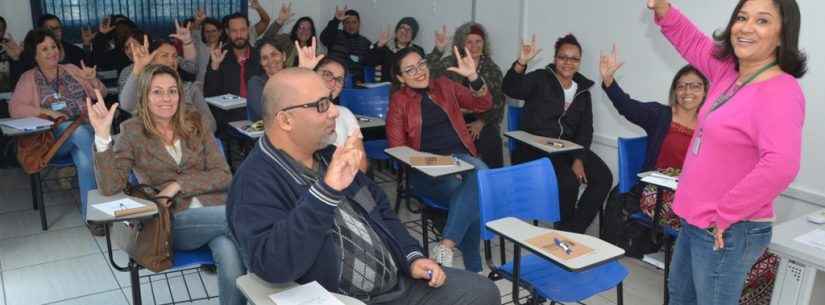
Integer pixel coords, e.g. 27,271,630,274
555,55,581,63
319,70,345,85
280,96,333,113
401,59,428,76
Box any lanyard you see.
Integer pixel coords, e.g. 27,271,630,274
692,62,777,155
37,65,62,98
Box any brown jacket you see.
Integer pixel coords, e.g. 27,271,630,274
94,116,231,213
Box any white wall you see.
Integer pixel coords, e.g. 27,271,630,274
1,0,33,42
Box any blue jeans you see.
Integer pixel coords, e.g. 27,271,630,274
173,205,246,305
408,153,487,272
53,122,96,219
668,219,772,305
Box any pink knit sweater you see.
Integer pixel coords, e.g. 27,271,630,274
656,7,805,231
9,64,106,118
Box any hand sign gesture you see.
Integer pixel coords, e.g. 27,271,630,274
79,60,97,80
377,25,391,48
518,34,542,65
1,34,23,60
434,25,449,52
131,35,157,76
335,5,349,21
296,37,325,69
99,17,114,34
169,19,193,44
447,46,479,81
276,2,295,25
647,0,670,18
210,42,228,71
324,133,364,191
86,89,119,138
81,27,96,47
249,0,263,10
599,44,624,87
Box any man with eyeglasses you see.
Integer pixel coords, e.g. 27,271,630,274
320,7,372,84
503,33,614,234
226,68,499,305
8,14,89,87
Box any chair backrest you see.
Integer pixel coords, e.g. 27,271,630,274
506,103,522,153
339,85,392,119
617,136,648,193
477,158,560,241
344,74,354,89
363,66,376,83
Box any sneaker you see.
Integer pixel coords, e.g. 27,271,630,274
86,223,106,237
431,244,454,268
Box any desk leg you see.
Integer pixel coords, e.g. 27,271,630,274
770,257,816,305
31,172,47,231
130,260,143,305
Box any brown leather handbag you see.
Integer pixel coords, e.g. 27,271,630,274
16,116,84,174
114,184,175,272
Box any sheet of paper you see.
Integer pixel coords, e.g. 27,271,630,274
793,229,825,252
269,281,345,305
92,198,147,216
0,117,53,131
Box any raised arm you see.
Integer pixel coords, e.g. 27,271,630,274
599,44,662,130
88,89,129,196
320,6,347,47
649,0,730,82
446,46,492,112
502,35,542,100
249,0,272,36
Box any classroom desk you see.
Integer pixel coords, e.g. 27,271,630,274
384,146,475,178
236,273,366,305
0,117,54,136
0,91,10,100
0,117,55,230
354,115,385,129
504,130,583,155
206,94,247,110
635,170,679,305
769,211,825,305
486,217,625,272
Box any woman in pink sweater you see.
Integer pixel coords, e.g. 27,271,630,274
648,0,806,304
9,28,106,234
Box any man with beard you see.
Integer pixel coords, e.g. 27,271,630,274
204,13,261,98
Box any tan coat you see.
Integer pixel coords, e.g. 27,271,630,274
94,116,231,213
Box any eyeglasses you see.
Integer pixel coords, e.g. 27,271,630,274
319,70,345,85
676,82,704,91
401,59,428,76
555,55,581,63
280,96,333,113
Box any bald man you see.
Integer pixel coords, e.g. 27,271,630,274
226,68,499,305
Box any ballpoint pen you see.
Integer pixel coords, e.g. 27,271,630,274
554,238,573,255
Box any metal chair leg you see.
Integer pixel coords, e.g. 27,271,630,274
664,236,673,305
129,260,143,305
617,281,624,305
30,174,38,210
31,172,47,231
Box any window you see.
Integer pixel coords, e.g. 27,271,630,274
31,0,247,43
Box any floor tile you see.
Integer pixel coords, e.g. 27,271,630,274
0,227,98,270
2,253,119,305
46,289,129,305
0,204,83,240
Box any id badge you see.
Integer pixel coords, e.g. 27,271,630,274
50,101,67,111
350,54,360,63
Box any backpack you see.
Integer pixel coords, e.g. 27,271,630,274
601,185,659,258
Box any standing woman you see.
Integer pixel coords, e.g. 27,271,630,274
429,22,504,168
89,64,245,305
648,0,806,304
502,34,613,234
9,28,105,233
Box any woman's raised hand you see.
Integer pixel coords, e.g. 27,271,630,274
447,46,479,81
599,44,624,87
647,0,670,18
209,42,228,71
296,37,325,69
518,34,542,65
131,35,157,75
86,89,118,138
169,19,193,45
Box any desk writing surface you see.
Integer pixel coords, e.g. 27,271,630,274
229,120,264,138
236,273,365,305
0,91,11,100
504,130,583,154
0,118,53,136
206,94,247,110
384,146,474,178
637,171,679,190
770,212,825,270
355,115,385,129
86,189,158,224
486,217,625,271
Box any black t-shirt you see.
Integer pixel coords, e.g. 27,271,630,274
418,89,468,156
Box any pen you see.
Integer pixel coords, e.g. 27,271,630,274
452,156,460,166
554,238,573,255
426,270,433,279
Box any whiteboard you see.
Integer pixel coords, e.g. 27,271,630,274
521,0,824,201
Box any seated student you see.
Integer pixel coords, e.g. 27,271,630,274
599,46,707,228
362,17,424,83
191,12,224,85
428,22,505,169
91,16,136,74
8,29,105,234
0,16,13,92
226,68,499,305
294,42,367,172
119,36,216,133
116,30,148,92
88,64,245,305
320,7,371,84
246,35,291,122
386,47,491,271
502,34,612,234
118,24,198,94
8,14,90,87
285,16,326,67
204,13,261,98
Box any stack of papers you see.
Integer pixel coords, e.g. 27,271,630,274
269,281,345,305
205,94,247,109
93,198,150,217
638,171,679,190
0,117,54,131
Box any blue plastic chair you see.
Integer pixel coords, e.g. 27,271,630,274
363,66,376,83
340,85,391,162
478,158,628,305
506,103,522,154
617,136,647,193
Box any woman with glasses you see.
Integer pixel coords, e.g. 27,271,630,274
296,40,367,172
386,46,491,271
247,35,291,122
600,45,708,228
503,33,612,234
